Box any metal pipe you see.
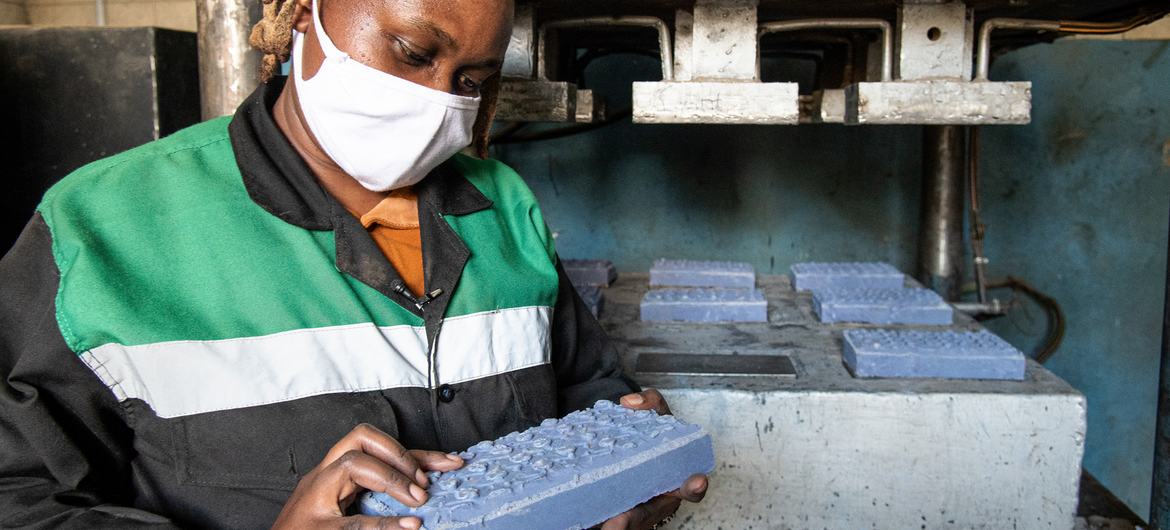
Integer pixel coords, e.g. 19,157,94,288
1152,207,1170,528
196,0,262,120
94,0,106,26
759,19,893,82
967,126,990,304
975,18,1060,81
919,125,966,301
537,17,674,81
952,300,1006,316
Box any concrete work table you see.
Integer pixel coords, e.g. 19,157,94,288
600,273,1085,529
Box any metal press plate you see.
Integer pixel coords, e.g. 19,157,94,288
527,0,1158,22
635,353,797,378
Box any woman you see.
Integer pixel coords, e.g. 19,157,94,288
0,0,707,527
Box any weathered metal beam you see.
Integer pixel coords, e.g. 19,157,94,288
495,80,577,122
632,81,799,124
845,81,1032,125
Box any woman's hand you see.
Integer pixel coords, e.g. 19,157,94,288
273,423,464,530
600,389,710,530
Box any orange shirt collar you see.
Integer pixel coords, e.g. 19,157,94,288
356,187,420,230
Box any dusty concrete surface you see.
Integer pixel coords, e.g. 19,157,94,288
599,273,1085,529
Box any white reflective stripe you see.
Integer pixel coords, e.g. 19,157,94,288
434,305,552,385
80,306,551,419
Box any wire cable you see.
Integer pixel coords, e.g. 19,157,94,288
985,277,1067,364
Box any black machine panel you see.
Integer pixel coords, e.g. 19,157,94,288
0,27,200,253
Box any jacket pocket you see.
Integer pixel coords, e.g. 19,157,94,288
504,363,558,427
175,393,400,491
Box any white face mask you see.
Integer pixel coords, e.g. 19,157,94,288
291,0,481,192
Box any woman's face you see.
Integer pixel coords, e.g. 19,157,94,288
299,0,513,96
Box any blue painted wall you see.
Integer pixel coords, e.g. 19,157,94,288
494,40,1170,516
495,57,925,275
980,40,1170,518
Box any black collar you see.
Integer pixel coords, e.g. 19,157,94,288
227,77,493,231
227,78,492,331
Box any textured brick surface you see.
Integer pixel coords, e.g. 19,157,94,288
576,285,604,317
563,259,618,288
359,401,715,529
813,287,953,325
790,262,904,292
649,259,755,289
842,329,1026,380
640,288,767,322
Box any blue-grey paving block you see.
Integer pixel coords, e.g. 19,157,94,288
813,287,953,325
576,284,604,317
842,329,1026,381
640,288,767,323
649,259,755,289
563,259,618,287
789,262,905,292
359,400,714,529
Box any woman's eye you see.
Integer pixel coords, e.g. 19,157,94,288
396,39,431,65
459,74,482,93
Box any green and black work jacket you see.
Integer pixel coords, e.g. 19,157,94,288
0,77,637,528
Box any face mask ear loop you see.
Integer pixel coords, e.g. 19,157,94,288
310,0,346,60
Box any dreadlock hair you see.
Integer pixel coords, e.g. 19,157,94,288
249,0,296,83
248,0,501,159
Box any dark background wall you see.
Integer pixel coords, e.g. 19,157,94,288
495,39,1170,516
0,27,199,251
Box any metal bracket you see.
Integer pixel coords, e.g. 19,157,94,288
634,0,800,125
538,16,674,82
495,10,622,123
843,1,1034,125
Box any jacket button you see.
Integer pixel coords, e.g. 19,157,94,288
438,384,455,403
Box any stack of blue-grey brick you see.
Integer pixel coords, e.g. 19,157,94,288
791,262,1025,381
640,259,767,323
563,259,617,317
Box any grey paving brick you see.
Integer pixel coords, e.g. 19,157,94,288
640,288,767,322
842,329,1026,380
789,262,905,291
359,400,715,529
649,259,755,289
563,259,618,287
813,287,953,325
